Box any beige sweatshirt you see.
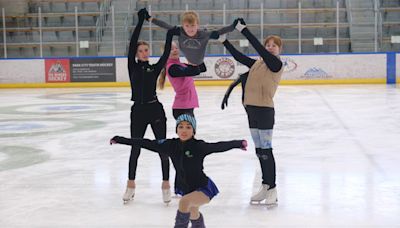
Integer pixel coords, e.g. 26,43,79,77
243,59,284,108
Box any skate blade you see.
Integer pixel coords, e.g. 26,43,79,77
164,201,171,206
123,197,134,205
250,200,265,205
250,200,278,206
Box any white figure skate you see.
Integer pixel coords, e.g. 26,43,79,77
122,187,135,204
250,184,278,205
265,187,278,205
162,188,172,205
250,184,269,204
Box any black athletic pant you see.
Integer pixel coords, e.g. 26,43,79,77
172,108,194,119
129,101,170,180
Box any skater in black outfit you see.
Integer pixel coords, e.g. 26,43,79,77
218,18,284,205
122,8,180,204
111,114,247,228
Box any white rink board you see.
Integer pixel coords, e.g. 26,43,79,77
0,54,390,84
281,54,386,80
115,57,129,82
0,59,44,83
396,53,400,78
147,54,386,81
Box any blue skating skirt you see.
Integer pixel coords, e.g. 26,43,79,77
198,178,219,200
175,178,219,200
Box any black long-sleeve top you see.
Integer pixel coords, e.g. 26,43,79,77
113,136,243,194
127,17,173,103
222,28,282,72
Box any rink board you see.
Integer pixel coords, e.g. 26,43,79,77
0,53,395,88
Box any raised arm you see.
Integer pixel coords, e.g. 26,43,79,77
201,140,246,156
136,7,175,30
218,35,255,68
110,136,169,155
154,27,179,72
127,9,146,66
236,19,282,73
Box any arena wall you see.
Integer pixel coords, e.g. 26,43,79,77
0,53,397,88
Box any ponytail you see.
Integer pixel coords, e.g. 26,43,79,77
158,40,177,90
158,67,167,90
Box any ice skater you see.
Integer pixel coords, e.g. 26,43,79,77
110,114,247,227
123,8,179,204
142,8,238,76
158,41,199,119
218,18,284,205
158,41,200,196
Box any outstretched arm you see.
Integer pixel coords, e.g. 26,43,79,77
209,19,238,39
236,19,282,72
202,140,247,156
168,64,202,77
110,136,169,155
150,17,175,30
218,35,255,68
127,9,146,66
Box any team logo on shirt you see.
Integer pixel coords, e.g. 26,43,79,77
142,66,154,72
185,150,193,158
157,139,167,144
214,57,235,79
183,39,201,49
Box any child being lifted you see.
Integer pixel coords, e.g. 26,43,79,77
141,8,237,76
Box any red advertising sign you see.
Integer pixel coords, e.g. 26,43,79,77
45,59,71,83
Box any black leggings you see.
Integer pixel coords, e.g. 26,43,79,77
172,108,195,119
129,101,170,180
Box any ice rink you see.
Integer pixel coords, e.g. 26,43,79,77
1,85,400,227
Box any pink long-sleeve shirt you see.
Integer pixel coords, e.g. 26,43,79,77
166,58,199,109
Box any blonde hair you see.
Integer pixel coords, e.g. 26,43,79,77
157,41,169,90
136,40,149,49
264,35,283,49
182,11,200,25
158,68,166,90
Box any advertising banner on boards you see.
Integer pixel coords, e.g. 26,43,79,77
70,58,116,82
45,59,71,83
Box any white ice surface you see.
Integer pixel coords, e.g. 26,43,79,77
0,85,399,227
